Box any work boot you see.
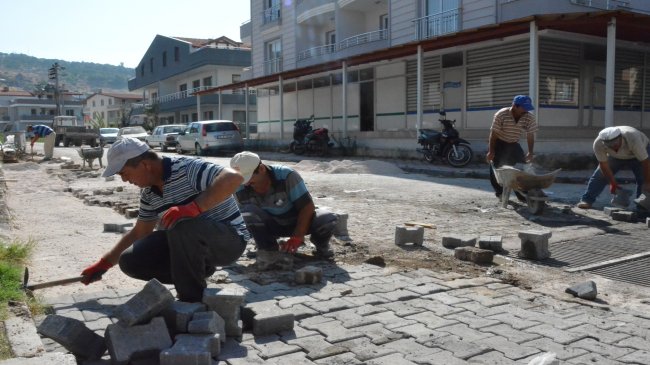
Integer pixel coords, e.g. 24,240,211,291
313,244,334,259
577,201,592,209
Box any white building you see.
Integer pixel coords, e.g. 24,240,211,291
200,0,650,157
84,92,143,127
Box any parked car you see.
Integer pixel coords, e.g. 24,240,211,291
176,120,244,156
99,128,119,146
146,124,186,151
117,126,149,142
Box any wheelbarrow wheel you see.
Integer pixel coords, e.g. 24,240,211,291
527,189,546,215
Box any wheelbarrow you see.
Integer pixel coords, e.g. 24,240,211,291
77,146,104,169
492,163,562,214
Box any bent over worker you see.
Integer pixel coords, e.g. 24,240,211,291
80,137,250,302
27,124,56,160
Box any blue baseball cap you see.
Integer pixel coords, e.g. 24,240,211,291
513,95,534,112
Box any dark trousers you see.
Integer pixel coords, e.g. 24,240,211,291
240,204,337,251
489,139,526,198
118,217,246,302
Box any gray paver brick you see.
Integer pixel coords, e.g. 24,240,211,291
407,298,465,316
476,335,541,360
113,279,175,326
379,338,442,363
616,350,650,365
5,316,43,358
446,311,501,329
442,277,502,289
404,282,449,295
37,314,106,360
337,337,397,361
566,352,625,364
424,292,472,305
305,297,355,313
455,291,511,307
323,307,379,328
375,289,419,302
352,323,403,345
105,317,172,365
342,293,389,306
277,295,317,309
485,313,540,330
520,337,588,360
378,301,426,317
309,319,365,343
525,324,588,345
421,334,491,359
313,351,363,364
409,349,470,365
364,310,418,330
483,324,541,344
616,336,650,351
466,350,518,364
393,323,444,342
366,352,419,365
286,334,348,360
568,324,629,344
278,324,319,340
436,323,492,342
405,311,458,329
569,337,635,359
249,335,302,359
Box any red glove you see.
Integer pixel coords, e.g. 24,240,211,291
280,237,304,253
161,201,202,228
610,182,619,194
81,258,113,285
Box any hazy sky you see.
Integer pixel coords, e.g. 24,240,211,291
0,0,251,68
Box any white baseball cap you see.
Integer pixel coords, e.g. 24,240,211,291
230,151,261,184
598,127,621,142
102,137,150,177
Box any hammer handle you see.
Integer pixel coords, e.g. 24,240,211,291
26,276,85,291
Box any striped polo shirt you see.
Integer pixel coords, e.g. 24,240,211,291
138,157,250,241
491,107,538,143
31,125,54,137
235,164,312,226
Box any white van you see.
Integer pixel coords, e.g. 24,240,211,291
176,120,244,156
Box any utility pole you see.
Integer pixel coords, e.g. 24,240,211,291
48,62,64,115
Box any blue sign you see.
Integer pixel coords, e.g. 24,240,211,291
443,81,461,89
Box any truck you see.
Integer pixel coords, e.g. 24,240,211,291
52,116,100,147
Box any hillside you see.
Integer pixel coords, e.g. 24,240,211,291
0,53,134,94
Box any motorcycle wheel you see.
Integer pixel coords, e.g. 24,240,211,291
289,141,296,153
293,142,306,155
422,147,435,163
445,143,473,167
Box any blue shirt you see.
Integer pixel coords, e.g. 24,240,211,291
30,125,54,137
138,156,250,240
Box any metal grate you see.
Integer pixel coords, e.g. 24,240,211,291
589,256,650,287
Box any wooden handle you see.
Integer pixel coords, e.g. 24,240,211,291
26,276,85,291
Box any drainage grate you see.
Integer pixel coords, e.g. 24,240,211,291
509,233,650,287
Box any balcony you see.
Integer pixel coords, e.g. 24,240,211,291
413,8,460,41
338,29,388,51
569,0,630,9
131,87,257,115
298,44,336,61
263,4,281,25
240,20,251,43
264,57,283,75
297,29,389,68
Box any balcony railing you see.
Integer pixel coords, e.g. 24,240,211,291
263,4,281,24
413,8,460,40
298,28,388,61
264,57,283,75
338,29,388,51
569,0,630,9
139,86,257,107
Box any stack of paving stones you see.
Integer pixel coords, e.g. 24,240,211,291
441,234,501,264
19,262,650,365
63,186,140,219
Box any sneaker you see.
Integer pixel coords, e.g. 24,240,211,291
577,201,592,209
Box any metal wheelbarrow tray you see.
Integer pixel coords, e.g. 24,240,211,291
77,146,104,169
493,164,561,214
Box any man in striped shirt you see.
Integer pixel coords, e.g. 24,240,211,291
27,124,56,160
486,95,538,200
230,151,338,258
81,137,249,302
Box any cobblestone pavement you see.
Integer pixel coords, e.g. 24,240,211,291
34,257,650,365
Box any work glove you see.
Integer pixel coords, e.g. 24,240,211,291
81,258,113,285
610,181,619,194
280,236,304,253
161,201,202,229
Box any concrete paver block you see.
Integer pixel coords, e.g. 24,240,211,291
188,311,224,337
113,279,175,326
454,247,494,264
160,334,220,365
441,235,477,249
647,217,650,228
0,352,77,365
565,281,597,301
105,317,172,365
5,315,44,358
603,207,622,217
295,265,323,284
162,301,207,334
478,236,502,252
517,230,552,260
37,314,106,360
202,288,245,337
611,210,637,222
253,311,295,336
395,225,424,246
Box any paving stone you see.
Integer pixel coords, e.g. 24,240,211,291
160,333,220,365
437,277,502,289
393,323,443,342
616,336,650,351
286,334,348,360
566,352,625,364
454,246,494,264
436,323,492,342
611,210,637,222
482,324,541,344
465,350,518,364
278,324,320,340
565,281,598,300
485,313,540,330
289,303,320,320
105,317,172,365
408,298,465,317
308,319,365,343
478,235,503,252
421,334,490,360
568,337,635,359
375,289,420,302
342,293,389,306
217,337,255,360
405,311,458,329
446,311,501,329
517,230,552,260
252,310,294,336
423,292,472,305
249,335,302,359
202,287,246,337
379,338,442,363
476,335,541,360
113,279,175,326
305,297,355,314
395,225,424,246
364,310,418,330
5,316,44,358
188,311,225,344
264,351,318,364
366,352,419,365
337,337,397,362
313,351,363,364
378,301,426,317
404,282,449,295
0,352,77,365
525,324,588,345
616,350,650,364
37,314,106,360
353,323,403,345
441,235,477,249
406,349,470,365
277,295,317,309
323,307,379,328
295,265,323,284
568,324,629,344
161,301,206,334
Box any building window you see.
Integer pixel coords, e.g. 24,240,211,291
442,52,463,68
168,116,174,123
193,80,200,89
232,74,241,83
162,51,167,67
140,64,145,76
264,39,282,74
109,98,113,105
263,0,281,24
203,77,212,87
182,114,189,123
203,111,214,120
31,109,36,115
379,14,389,39
150,58,154,73
174,47,180,62
101,99,104,106
92,101,96,107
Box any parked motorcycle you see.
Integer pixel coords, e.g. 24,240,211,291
289,115,331,156
416,111,473,167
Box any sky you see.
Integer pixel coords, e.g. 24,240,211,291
0,0,251,68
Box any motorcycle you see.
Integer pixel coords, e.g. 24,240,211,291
289,115,331,156
416,111,473,167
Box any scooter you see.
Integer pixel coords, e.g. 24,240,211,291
416,111,473,167
289,115,331,156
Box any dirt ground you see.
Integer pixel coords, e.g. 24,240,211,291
3,144,650,314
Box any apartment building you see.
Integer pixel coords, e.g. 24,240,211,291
2,89,84,131
84,91,143,127
128,35,256,131
213,0,650,156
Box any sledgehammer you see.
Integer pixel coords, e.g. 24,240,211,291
22,267,85,291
